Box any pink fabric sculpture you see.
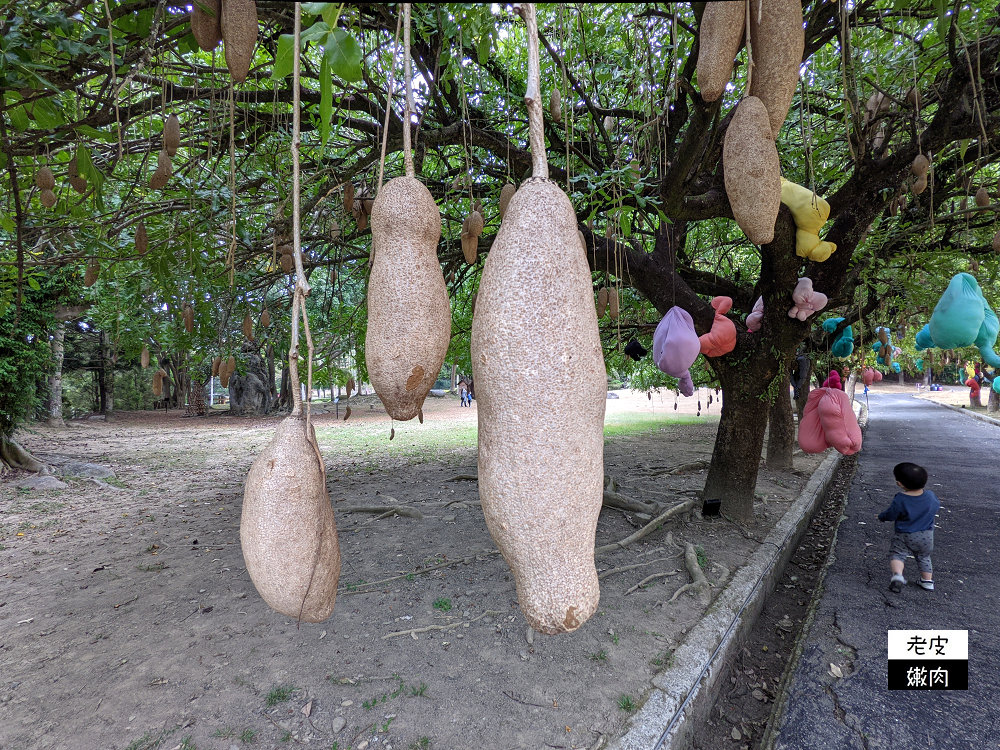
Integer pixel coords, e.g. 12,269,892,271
821,370,842,390
787,277,828,321
873,369,883,382
862,367,875,386
699,296,737,357
798,388,863,456
677,371,695,397
746,297,764,332
653,307,701,378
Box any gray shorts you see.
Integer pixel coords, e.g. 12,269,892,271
889,529,934,573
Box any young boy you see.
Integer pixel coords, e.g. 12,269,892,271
878,462,940,592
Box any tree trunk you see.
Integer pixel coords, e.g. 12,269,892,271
988,387,999,414
451,363,458,390
845,369,858,402
792,355,812,423
267,343,277,400
0,434,49,473
47,325,65,427
229,346,272,416
702,374,771,521
766,371,795,470
100,331,115,419
898,370,905,385
971,388,982,408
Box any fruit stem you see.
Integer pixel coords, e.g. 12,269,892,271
403,4,415,178
515,3,548,180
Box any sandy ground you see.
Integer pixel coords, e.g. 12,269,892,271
2,390,822,750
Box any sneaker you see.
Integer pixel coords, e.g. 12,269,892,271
919,579,935,591
889,574,906,593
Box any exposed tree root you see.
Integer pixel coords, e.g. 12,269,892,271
647,460,710,477
595,498,698,556
625,570,679,595
0,436,50,474
339,505,424,520
666,543,713,605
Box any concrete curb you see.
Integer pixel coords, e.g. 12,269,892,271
925,398,1000,428
607,404,864,750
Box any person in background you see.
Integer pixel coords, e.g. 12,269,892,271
458,378,470,407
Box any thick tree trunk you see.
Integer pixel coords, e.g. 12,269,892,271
229,346,272,416
898,370,905,385
703,375,771,520
48,326,65,427
988,387,999,414
0,434,49,473
766,371,795,470
971,389,982,408
267,343,277,400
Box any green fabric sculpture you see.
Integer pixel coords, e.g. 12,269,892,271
920,273,1000,367
822,317,854,359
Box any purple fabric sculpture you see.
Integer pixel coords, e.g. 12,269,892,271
746,296,764,332
787,277,828,321
677,371,695,397
653,307,701,378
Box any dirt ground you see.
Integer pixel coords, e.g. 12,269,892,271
1,390,823,750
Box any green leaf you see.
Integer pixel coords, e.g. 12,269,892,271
0,213,14,232
26,276,40,291
324,29,363,82
959,138,969,161
8,106,30,132
619,209,632,239
321,3,342,29
301,2,331,17
320,56,333,149
74,125,118,143
301,21,330,45
272,34,294,80
30,98,64,129
477,33,491,65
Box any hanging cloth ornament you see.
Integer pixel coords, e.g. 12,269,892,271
653,307,701,378
780,178,837,261
822,317,854,358
698,296,737,357
787,277,828,320
798,388,863,456
746,296,764,332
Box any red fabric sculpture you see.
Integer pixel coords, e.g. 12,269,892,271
746,296,764,332
966,377,981,398
821,369,842,390
699,296,737,357
798,388,863,456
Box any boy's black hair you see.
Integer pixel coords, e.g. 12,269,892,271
894,462,928,491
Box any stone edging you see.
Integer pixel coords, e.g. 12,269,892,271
607,403,865,750
925,399,1000,428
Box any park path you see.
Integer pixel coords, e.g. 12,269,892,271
773,393,1000,749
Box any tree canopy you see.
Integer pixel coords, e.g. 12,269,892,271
2,1,999,514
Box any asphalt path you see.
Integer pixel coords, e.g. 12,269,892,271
774,393,1000,749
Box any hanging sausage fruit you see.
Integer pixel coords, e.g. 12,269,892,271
471,3,606,636
365,4,451,424
241,7,340,623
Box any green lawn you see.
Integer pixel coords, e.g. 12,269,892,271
313,411,717,464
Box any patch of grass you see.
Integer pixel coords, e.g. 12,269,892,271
179,738,196,750
409,682,428,697
432,597,452,611
212,728,237,739
618,694,637,713
603,412,710,439
363,675,406,710
610,631,620,646
239,728,257,744
651,650,675,668
695,545,707,569
124,727,177,750
27,501,66,513
137,563,167,572
265,685,296,707
588,650,608,661
409,738,431,750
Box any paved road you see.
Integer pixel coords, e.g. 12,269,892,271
774,393,1000,749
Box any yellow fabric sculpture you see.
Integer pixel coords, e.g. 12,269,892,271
780,178,837,262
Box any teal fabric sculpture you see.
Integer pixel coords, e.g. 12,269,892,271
822,317,854,359
915,358,924,372
994,376,1000,395
919,273,1000,367
892,361,901,373
929,273,984,349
